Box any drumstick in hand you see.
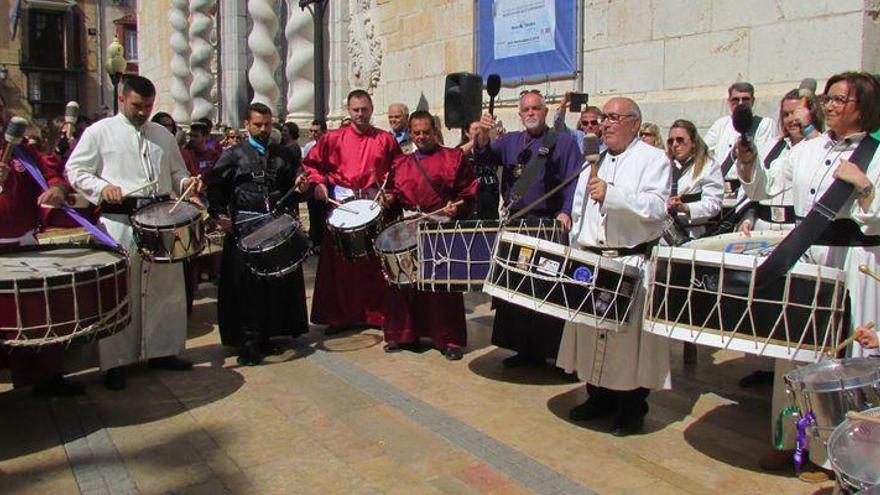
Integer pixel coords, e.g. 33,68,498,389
829,322,874,356
407,200,465,223
124,180,159,198
327,198,359,214
169,179,198,214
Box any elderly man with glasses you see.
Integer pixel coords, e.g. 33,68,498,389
704,82,780,217
475,89,582,369
557,97,672,437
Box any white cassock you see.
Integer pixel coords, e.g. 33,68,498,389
668,157,724,241
557,138,672,391
746,138,797,232
704,114,779,208
740,132,880,459
65,114,190,370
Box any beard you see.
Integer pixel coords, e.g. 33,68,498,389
523,118,543,131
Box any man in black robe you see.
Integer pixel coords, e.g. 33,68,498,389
206,103,309,365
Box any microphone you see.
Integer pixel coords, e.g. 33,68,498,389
486,74,501,116
584,133,601,179
63,101,80,138
798,78,817,106
731,104,754,145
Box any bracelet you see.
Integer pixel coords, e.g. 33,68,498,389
801,124,816,136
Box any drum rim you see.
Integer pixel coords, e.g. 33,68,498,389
326,198,382,228
131,200,202,229
237,213,303,252
783,358,880,391
498,231,641,277
828,406,880,488
0,244,128,290
654,244,846,281
375,221,418,254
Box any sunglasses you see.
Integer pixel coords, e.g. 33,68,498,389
666,137,687,146
581,119,601,127
639,131,657,138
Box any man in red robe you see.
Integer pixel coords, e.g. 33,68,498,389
0,93,83,396
303,89,402,332
381,111,477,360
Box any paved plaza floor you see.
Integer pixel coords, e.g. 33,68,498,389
1,256,832,494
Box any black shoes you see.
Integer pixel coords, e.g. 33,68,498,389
33,374,86,397
444,347,464,361
569,398,615,421
611,416,645,437
148,356,194,371
104,367,127,391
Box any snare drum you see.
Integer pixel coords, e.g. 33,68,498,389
784,359,880,446
645,231,848,362
483,232,642,331
374,221,418,286
828,406,880,494
131,200,206,262
417,218,563,292
237,212,311,278
0,245,130,348
326,199,383,260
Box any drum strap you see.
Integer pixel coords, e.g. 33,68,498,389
508,130,559,208
671,157,694,196
763,139,788,169
410,151,447,199
753,135,880,288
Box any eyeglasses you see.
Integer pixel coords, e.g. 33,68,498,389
729,96,753,104
818,94,857,107
640,131,657,138
666,137,687,146
519,89,542,96
602,113,634,124
581,119,601,127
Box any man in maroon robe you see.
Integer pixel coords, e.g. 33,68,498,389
0,93,83,396
381,111,477,360
303,89,402,332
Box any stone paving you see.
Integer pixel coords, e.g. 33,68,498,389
1,256,832,494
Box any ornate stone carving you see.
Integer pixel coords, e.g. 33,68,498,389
189,0,215,121
169,0,192,124
285,1,314,121
248,0,281,109
347,0,381,91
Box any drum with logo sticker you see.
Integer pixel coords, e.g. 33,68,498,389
483,231,641,332
645,230,848,362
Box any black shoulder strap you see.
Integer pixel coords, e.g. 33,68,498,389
509,130,559,205
763,139,788,169
410,152,446,199
752,135,880,289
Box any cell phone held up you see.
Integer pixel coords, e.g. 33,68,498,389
569,92,589,113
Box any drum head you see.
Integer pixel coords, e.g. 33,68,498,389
684,230,787,256
0,247,125,284
375,221,417,253
327,199,382,229
240,214,299,250
133,200,201,228
828,407,880,488
785,358,880,393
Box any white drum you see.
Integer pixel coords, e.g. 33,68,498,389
828,406,880,494
645,231,848,362
325,199,383,260
483,232,641,331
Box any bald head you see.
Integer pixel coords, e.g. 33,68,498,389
518,91,548,135
388,103,409,133
601,97,642,153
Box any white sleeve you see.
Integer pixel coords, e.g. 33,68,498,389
687,160,724,222
603,152,670,223
738,144,793,202
703,118,723,161
64,128,109,205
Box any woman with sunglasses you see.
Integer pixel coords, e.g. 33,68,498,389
739,89,824,236
665,119,724,242
738,72,880,476
639,123,664,150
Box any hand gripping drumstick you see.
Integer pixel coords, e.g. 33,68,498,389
829,321,875,357
168,178,199,214
406,200,465,223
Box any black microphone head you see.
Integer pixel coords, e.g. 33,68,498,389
5,116,27,145
732,104,754,135
583,133,600,162
798,78,817,98
64,101,80,124
486,74,501,98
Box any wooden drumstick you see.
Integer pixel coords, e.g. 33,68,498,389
407,200,465,223
829,321,875,356
169,179,198,214
327,198,359,214
846,410,880,425
123,180,159,198
859,264,880,283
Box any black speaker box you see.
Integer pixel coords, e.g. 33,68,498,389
444,72,483,129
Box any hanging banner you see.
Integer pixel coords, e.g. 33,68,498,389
476,0,577,85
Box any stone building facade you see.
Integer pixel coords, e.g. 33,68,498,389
131,1,879,140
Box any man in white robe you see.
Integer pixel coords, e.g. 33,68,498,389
557,97,672,437
704,81,780,215
66,75,201,390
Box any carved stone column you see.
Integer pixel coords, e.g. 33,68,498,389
284,1,314,122
247,0,281,109
189,0,215,121
169,0,192,124
348,0,381,92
